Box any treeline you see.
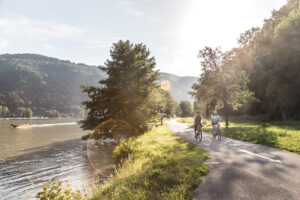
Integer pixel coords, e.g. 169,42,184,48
0,105,82,118
0,54,105,117
235,0,300,119
192,0,300,121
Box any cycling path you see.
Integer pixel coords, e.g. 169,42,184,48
167,120,300,200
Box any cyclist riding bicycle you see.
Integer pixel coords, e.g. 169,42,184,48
194,112,202,138
211,110,220,135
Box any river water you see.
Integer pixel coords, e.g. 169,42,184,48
0,119,115,200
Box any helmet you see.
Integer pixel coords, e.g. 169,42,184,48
213,110,217,114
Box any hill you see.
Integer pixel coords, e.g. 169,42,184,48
0,54,105,117
159,72,197,102
0,54,197,117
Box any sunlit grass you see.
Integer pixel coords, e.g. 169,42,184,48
91,125,209,200
177,117,193,124
178,116,300,154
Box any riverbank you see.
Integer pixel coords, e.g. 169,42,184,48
0,117,81,120
178,117,300,154
89,125,209,199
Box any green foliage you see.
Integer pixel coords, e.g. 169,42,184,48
160,90,179,118
16,107,33,118
36,181,87,200
44,109,60,118
93,125,209,200
177,117,193,124
0,54,104,117
0,105,10,117
80,40,162,135
179,100,193,117
233,0,300,119
190,47,255,125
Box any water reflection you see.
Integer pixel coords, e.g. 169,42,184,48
0,119,115,200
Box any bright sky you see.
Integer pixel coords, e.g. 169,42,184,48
0,0,286,76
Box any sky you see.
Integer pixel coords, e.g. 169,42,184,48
0,0,287,76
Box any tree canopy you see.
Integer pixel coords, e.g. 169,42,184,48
80,40,176,138
192,0,300,121
233,0,300,119
190,47,254,126
179,100,193,117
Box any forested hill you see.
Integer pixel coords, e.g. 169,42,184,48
0,54,196,117
0,54,105,117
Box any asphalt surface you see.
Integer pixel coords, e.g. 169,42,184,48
167,120,300,200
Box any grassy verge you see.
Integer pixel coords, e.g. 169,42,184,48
177,117,193,123
178,117,300,154
92,125,209,200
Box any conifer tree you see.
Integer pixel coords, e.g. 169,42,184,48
80,40,159,136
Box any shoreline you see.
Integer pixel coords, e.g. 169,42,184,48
0,117,82,120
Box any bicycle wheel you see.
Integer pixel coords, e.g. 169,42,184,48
196,133,200,141
198,129,202,141
217,128,221,140
212,127,216,139
194,130,198,140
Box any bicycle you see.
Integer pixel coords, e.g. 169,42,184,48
195,121,206,142
212,123,221,140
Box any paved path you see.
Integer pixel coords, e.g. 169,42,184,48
167,120,300,200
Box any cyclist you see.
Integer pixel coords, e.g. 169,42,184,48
211,110,220,136
194,111,202,138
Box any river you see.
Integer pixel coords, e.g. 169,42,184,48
0,119,115,200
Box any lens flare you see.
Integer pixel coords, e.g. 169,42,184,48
86,119,137,177
160,80,171,90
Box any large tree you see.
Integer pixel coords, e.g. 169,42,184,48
191,47,254,126
80,40,160,136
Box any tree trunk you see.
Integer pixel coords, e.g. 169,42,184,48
224,101,229,127
206,104,210,118
222,90,229,127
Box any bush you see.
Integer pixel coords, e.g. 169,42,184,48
36,181,87,200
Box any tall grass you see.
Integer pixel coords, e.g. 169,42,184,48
92,125,209,200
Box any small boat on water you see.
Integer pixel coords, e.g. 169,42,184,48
11,124,18,128
11,123,32,128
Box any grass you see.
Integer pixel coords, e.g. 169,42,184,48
177,117,193,124
91,125,209,200
178,116,300,154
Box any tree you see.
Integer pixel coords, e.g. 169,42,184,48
80,40,159,137
191,47,254,126
45,110,60,118
179,100,193,117
161,90,178,118
0,106,9,118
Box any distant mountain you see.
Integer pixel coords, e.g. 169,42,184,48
0,54,197,117
159,72,197,102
